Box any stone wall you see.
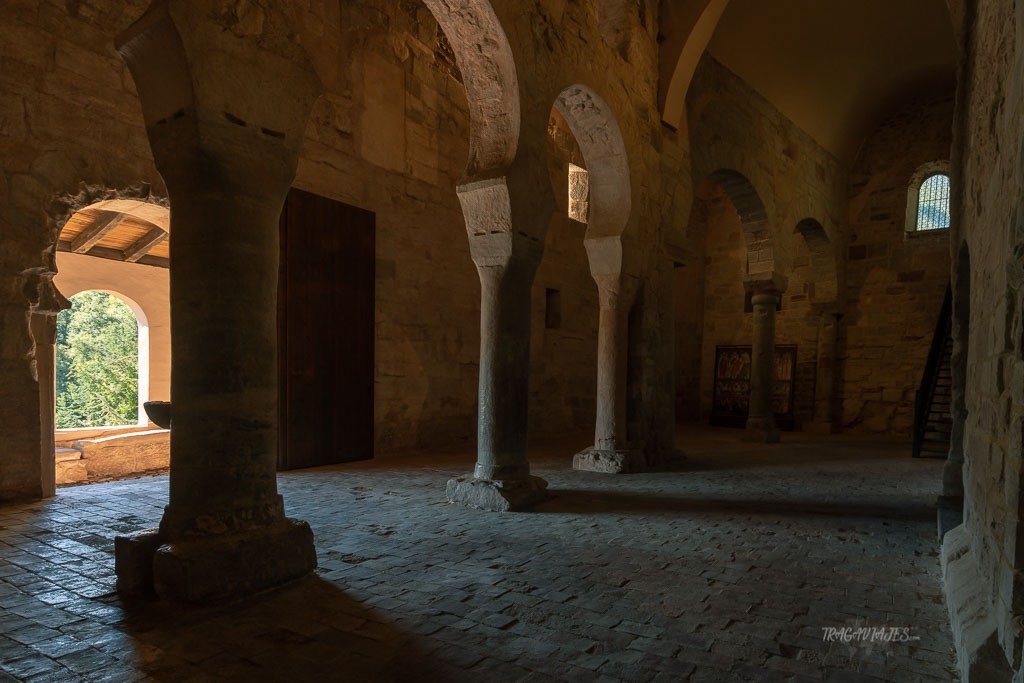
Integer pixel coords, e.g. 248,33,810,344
943,0,1024,678
841,93,954,436
293,3,482,453
0,0,160,500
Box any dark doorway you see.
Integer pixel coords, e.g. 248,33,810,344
277,188,375,470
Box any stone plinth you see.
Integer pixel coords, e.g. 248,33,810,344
572,447,644,474
116,520,316,603
446,475,548,512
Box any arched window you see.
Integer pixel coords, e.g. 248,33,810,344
916,174,951,231
56,291,142,428
905,161,951,234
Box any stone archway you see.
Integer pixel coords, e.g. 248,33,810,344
550,83,637,473
419,0,519,185
659,0,731,129
411,1,553,512
696,169,784,442
706,169,775,278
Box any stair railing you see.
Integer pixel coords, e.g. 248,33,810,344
913,285,952,458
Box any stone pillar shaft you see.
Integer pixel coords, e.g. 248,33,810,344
594,284,629,451
573,233,644,474
473,250,535,481
160,175,286,536
446,231,547,511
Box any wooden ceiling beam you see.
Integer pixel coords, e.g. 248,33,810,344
123,227,168,262
70,212,125,253
57,240,169,269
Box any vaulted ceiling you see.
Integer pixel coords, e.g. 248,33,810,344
704,0,956,161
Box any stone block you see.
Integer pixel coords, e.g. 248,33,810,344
941,525,1014,681
572,447,645,474
152,518,317,604
55,458,87,485
74,429,169,478
115,527,162,596
446,476,548,512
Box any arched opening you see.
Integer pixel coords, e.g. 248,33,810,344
545,83,639,469
794,217,839,304
553,84,632,240
675,171,794,434
49,196,172,487
56,290,145,429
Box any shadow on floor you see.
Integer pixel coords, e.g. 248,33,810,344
112,576,468,682
530,488,936,521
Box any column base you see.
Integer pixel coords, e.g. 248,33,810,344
742,418,780,443
446,475,548,512
937,495,965,541
572,447,645,474
115,518,316,603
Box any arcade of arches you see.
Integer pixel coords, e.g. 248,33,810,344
0,0,1022,680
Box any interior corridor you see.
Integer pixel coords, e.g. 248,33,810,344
0,430,954,682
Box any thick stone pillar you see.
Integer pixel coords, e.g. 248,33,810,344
743,275,787,443
112,0,321,602
807,311,841,434
574,273,644,473
446,231,548,511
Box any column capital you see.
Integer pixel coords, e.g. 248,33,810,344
467,230,543,271
743,272,788,297
116,0,321,190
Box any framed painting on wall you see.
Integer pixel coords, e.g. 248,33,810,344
710,345,797,429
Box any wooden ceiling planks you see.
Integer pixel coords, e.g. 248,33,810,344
58,208,170,268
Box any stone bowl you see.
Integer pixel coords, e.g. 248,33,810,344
144,401,171,429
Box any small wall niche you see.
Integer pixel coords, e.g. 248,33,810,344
545,288,562,329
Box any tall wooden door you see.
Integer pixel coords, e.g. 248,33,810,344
278,188,375,470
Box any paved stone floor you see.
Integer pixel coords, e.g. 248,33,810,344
0,428,956,682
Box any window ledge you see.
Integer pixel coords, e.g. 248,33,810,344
905,227,951,240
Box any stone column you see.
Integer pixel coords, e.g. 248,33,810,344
112,0,321,602
446,231,548,511
574,273,643,473
743,275,787,443
808,311,841,433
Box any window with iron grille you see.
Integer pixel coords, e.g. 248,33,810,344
916,174,951,231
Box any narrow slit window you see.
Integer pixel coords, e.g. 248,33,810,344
916,174,951,231
568,163,589,223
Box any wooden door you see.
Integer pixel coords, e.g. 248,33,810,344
278,188,375,470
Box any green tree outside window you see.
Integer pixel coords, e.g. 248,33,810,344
56,291,139,428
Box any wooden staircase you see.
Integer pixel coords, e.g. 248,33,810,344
913,286,953,458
